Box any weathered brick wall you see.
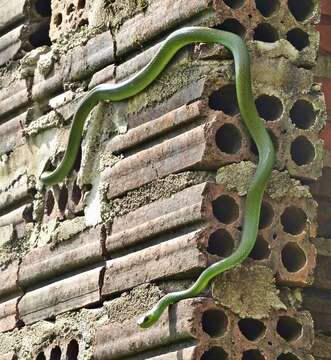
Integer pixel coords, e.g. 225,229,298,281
0,0,328,359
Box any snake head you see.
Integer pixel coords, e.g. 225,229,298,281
137,312,155,328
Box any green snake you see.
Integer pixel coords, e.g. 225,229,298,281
40,27,275,328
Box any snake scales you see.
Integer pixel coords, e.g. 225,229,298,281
40,27,275,328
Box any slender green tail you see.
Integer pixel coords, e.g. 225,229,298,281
40,27,275,329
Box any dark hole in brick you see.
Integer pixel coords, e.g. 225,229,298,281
78,0,86,9
253,23,279,43
242,349,265,360
277,354,300,360
78,18,89,27
29,23,52,47
287,28,309,50
54,13,63,27
255,0,279,17
215,124,242,154
58,186,69,212
67,3,76,15
50,346,61,360
212,195,239,224
72,180,82,205
35,0,52,17
238,318,266,341
281,206,307,235
290,136,315,165
67,339,79,360
46,190,55,216
255,95,283,121
249,235,270,260
223,0,245,9
215,19,246,38
202,309,228,337
36,353,46,360
74,146,82,172
208,229,235,257
276,316,303,341
201,347,229,360
288,0,314,21
259,201,274,229
290,100,316,129
208,84,239,116
281,243,306,272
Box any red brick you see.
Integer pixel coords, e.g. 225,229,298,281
317,23,331,54
94,298,222,359
0,297,18,333
18,266,104,325
18,226,104,289
321,0,331,16
320,121,331,150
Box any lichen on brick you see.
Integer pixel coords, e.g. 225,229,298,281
212,265,286,319
104,283,163,323
103,0,149,32
101,171,213,222
216,161,312,200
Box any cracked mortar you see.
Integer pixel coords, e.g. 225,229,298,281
216,161,312,200
101,171,213,223
212,265,286,319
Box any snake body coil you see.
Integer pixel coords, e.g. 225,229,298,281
40,27,275,328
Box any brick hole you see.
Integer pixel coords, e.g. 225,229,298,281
277,354,300,360
281,243,306,272
255,95,283,121
67,3,76,15
238,318,266,341
58,186,69,212
215,19,246,38
45,190,55,216
208,229,235,257
276,316,303,341
36,353,46,360
253,23,279,43
78,18,89,27
54,13,63,27
208,84,239,116
249,235,271,260
50,346,61,360
29,23,52,47
78,0,86,9
242,349,265,360
290,100,316,129
66,339,79,360
259,201,274,229
72,180,82,205
212,195,239,224
201,347,229,360
202,309,228,337
287,28,309,51
255,0,279,17
223,0,245,9
288,0,314,21
35,0,52,17
215,124,242,154
281,206,307,235
290,136,315,166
